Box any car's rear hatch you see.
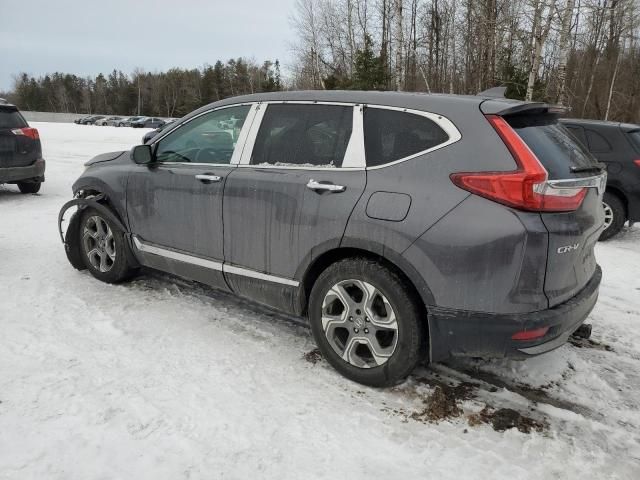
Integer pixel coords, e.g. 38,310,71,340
504,111,605,307
0,106,41,168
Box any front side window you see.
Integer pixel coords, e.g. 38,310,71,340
155,105,251,164
250,104,353,167
364,108,449,167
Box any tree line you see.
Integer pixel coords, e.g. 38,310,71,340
4,1,639,123
290,0,640,123
4,59,282,117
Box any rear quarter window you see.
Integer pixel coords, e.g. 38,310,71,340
0,108,28,129
626,130,640,154
364,108,449,167
585,128,612,153
507,114,599,179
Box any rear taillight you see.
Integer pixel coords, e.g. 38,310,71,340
11,127,40,140
634,159,640,168
511,326,550,341
450,115,586,212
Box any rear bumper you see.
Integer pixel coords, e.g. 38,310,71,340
0,158,45,183
428,265,602,362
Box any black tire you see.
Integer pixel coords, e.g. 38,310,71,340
308,258,426,388
600,192,626,241
17,181,41,194
78,207,137,283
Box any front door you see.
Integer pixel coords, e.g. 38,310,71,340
222,103,366,310
127,104,255,288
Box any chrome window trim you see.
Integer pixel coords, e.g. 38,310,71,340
132,236,300,287
149,102,259,167
362,105,462,170
237,101,366,170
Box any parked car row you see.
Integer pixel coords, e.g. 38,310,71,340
74,115,176,128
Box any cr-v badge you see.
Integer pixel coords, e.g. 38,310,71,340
557,243,580,254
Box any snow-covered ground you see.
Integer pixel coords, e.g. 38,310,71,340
1,122,639,479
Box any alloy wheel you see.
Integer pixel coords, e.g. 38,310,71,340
321,279,398,368
602,201,613,231
82,215,116,272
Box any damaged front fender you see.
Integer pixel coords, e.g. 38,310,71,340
58,194,131,271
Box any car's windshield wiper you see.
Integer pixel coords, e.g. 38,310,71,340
570,163,605,173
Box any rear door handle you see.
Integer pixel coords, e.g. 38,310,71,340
195,174,222,183
306,179,346,193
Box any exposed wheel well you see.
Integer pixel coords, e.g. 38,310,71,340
76,189,125,225
300,247,428,320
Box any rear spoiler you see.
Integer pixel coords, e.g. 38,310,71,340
480,100,569,117
476,87,569,116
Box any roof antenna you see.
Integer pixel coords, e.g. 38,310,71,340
477,86,507,98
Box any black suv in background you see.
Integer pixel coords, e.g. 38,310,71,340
0,99,45,193
561,118,640,239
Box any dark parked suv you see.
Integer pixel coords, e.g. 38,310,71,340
0,100,45,193
561,118,640,239
58,91,605,387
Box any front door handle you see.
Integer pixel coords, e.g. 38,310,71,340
195,174,222,183
306,179,346,193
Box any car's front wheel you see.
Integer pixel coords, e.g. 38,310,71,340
79,207,136,283
308,258,426,387
600,192,626,241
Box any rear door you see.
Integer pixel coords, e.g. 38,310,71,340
222,102,366,308
507,114,605,306
0,107,39,168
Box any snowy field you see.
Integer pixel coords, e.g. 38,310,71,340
1,122,639,479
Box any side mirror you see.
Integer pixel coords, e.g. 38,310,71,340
131,144,153,164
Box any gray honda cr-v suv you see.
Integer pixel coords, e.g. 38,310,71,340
58,91,605,387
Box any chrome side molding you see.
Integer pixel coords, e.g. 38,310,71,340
132,236,299,287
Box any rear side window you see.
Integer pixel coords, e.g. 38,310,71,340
564,125,587,147
0,108,27,129
251,104,353,168
626,130,640,153
364,108,449,167
507,114,599,179
585,129,612,153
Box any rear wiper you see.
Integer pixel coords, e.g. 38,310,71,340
570,163,606,173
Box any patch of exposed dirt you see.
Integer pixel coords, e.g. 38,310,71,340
467,406,546,433
303,348,322,364
408,379,476,423
568,336,614,352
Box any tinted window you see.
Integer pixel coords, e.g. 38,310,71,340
585,129,612,153
626,130,640,153
565,125,587,147
507,114,599,179
251,104,352,167
364,108,449,167
156,105,250,164
0,108,27,129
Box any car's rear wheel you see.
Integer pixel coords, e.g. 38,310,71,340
79,207,136,283
17,181,41,194
308,258,426,387
600,192,626,241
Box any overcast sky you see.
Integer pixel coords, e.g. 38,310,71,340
0,0,296,91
